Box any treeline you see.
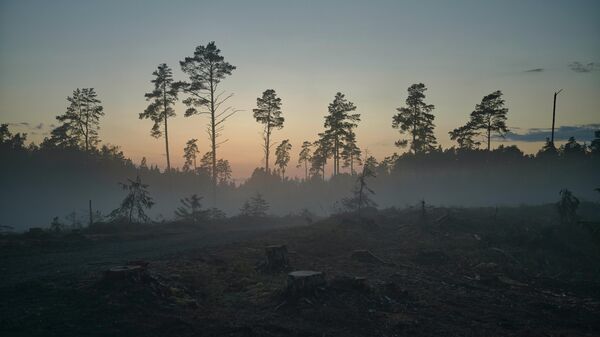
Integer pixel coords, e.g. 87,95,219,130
19,41,600,182
1,120,599,231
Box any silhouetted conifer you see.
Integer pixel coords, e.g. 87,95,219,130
51,88,104,152
323,92,360,175
110,175,154,224
296,141,313,180
253,89,284,173
179,42,236,201
275,139,292,180
140,63,179,171
392,83,437,154
468,90,509,151
175,194,208,224
183,139,199,172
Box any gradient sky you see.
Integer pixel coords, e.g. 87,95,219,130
1,0,599,180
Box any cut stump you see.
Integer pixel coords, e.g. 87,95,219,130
264,245,289,271
286,270,326,297
104,265,145,282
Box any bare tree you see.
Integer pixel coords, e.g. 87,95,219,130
342,154,377,216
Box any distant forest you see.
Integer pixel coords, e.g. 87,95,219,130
1,41,599,230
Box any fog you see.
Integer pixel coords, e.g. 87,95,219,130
1,144,598,231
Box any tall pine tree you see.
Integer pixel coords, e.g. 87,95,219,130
392,83,436,154
140,63,179,171
323,92,360,176
297,141,312,180
341,130,362,175
53,88,104,151
179,42,236,203
275,139,292,180
253,89,284,172
469,90,509,151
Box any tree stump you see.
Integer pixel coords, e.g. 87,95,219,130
264,245,289,271
286,270,326,297
104,265,145,282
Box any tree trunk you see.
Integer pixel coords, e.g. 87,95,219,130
412,105,417,154
89,199,93,227
163,83,171,172
304,160,308,180
210,75,217,205
264,245,289,271
487,124,491,151
334,138,339,175
128,205,133,224
265,126,270,173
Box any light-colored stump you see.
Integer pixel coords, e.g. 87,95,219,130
104,265,145,281
265,245,289,271
286,270,326,297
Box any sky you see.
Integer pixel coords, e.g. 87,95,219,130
1,0,599,180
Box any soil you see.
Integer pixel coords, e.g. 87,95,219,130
2,206,599,336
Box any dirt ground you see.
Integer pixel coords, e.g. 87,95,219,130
2,206,600,337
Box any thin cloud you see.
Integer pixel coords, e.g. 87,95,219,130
6,122,48,131
569,61,596,73
6,122,30,128
500,124,600,142
524,68,543,73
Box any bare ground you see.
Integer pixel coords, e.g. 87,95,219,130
2,207,600,337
